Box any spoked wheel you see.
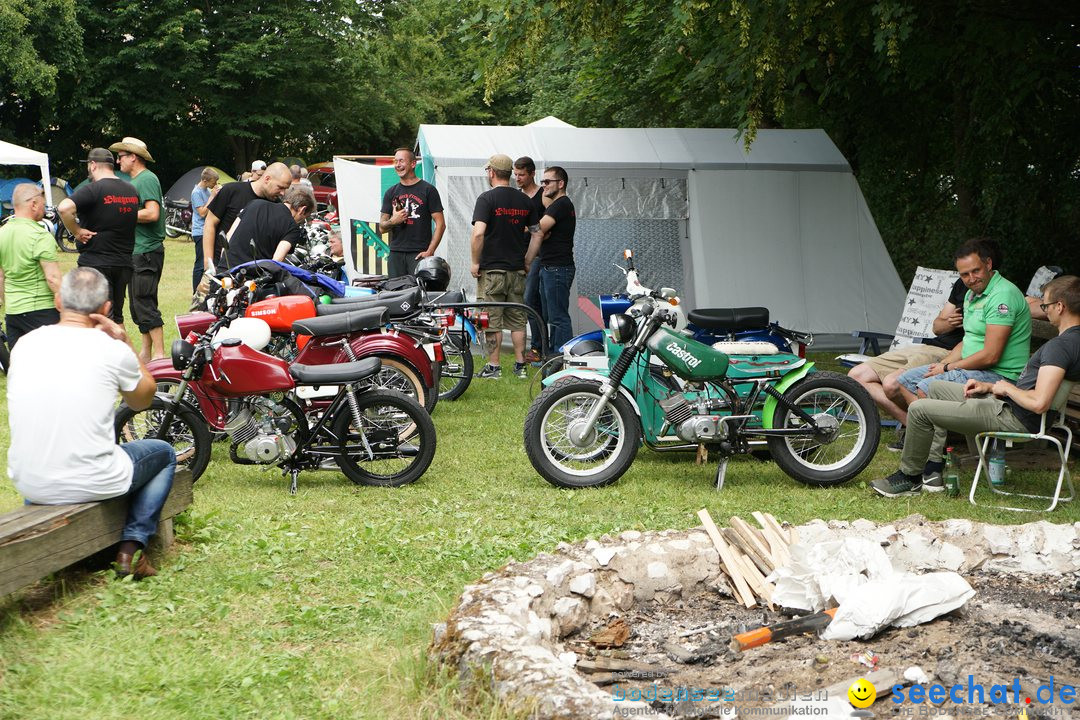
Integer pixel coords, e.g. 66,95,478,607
438,332,474,401
115,397,212,482
360,357,435,413
332,389,436,487
765,371,880,486
55,225,78,253
523,378,640,488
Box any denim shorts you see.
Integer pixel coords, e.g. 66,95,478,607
896,364,1006,396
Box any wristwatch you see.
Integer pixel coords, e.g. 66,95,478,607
944,362,950,372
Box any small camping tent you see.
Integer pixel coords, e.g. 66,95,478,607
0,139,53,206
165,166,235,202
414,124,906,340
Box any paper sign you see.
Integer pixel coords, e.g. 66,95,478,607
889,267,958,350
1026,265,1060,298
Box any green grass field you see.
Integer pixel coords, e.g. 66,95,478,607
1,239,1075,719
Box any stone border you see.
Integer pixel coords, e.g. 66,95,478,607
430,516,1080,720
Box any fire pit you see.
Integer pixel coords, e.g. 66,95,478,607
432,516,1080,719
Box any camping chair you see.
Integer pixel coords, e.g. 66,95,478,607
968,380,1075,512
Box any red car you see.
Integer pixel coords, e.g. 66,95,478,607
308,166,337,210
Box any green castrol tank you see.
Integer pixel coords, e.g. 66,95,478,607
646,327,729,380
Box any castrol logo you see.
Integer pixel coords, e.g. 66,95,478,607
666,341,701,369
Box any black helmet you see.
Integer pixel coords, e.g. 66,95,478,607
415,256,451,291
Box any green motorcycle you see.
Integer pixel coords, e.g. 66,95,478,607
523,250,880,489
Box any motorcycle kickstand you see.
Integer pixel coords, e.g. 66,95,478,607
287,468,299,495
714,457,729,491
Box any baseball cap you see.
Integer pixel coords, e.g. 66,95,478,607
486,154,513,172
251,160,267,171
87,148,114,164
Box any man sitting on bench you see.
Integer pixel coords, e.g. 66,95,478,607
871,275,1080,497
6,267,175,578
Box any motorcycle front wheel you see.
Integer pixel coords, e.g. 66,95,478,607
115,397,213,482
332,389,436,487
523,378,640,488
55,225,78,253
765,371,880,487
164,208,184,238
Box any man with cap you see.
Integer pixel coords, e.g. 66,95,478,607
471,153,543,379
0,184,62,349
379,148,445,278
110,137,166,363
57,148,139,325
250,160,267,181
201,162,293,277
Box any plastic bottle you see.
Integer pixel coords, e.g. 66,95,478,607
944,447,960,498
988,439,1007,487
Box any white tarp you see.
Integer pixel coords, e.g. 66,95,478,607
418,124,905,339
0,139,53,205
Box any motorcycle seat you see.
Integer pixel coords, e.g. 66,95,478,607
290,357,382,385
292,307,388,337
165,198,190,209
317,287,423,320
687,307,770,331
427,289,465,305
328,286,419,305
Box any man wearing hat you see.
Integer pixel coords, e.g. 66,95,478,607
57,148,140,325
379,147,445,278
250,160,267,181
110,137,166,363
471,153,543,379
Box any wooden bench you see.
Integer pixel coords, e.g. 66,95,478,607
0,469,193,597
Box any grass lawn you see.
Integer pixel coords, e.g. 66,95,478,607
1,239,1076,719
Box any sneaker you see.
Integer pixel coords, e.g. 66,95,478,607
870,470,922,498
921,470,945,493
886,426,906,452
476,364,501,379
513,362,528,378
523,349,542,364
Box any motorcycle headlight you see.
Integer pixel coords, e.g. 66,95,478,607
171,339,196,370
608,313,635,344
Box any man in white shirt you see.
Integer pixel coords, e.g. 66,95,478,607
6,267,176,578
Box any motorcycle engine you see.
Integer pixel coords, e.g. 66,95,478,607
223,397,300,464
658,394,726,443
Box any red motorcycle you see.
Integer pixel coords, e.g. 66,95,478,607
115,283,437,493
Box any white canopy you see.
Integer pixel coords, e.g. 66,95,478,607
0,139,53,204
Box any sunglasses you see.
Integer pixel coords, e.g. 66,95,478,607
540,179,560,186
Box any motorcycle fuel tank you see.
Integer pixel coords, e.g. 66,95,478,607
647,327,729,380
205,342,295,396
245,295,316,332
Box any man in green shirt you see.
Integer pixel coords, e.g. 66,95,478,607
0,184,62,349
111,137,166,363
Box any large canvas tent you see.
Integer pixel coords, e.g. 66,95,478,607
415,123,906,339
0,139,53,206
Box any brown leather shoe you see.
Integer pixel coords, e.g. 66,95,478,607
113,550,157,579
133,552,157,579
114,551,134,577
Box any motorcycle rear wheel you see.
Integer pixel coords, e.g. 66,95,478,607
438,333,474,401
55,225,78,253
363,357,435,414
765,371,879,487
115,397,212,482
523,378,640,488
332,389,436,487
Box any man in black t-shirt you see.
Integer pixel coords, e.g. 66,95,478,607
380,148,445,278
515,156,547,364
224,186,315,269
471,154,542,379
872,275,1080,498
536,166,576,355
201,162,292,279
849,276,967,431
57,148,139,324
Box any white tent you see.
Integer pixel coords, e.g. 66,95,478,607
415,123,905,340
0,139,52,203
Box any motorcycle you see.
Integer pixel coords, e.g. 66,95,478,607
115,280,437,493
523,250,879,490
164,197,192,238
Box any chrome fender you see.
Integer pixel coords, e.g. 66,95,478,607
761,361,816,429
541,368,642,418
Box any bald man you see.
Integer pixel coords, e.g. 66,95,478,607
201,162,292,275
0,184,62,348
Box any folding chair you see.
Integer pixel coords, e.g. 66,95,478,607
969,381,1075,512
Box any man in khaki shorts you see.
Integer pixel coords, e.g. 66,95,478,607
470,154,542,379
848,275,966,446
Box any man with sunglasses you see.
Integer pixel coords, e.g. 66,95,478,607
536,166,576,354
872,275,1080,497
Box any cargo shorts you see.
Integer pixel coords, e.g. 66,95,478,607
478,269,527,332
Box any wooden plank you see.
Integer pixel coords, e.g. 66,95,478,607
732,550,775,608
730,516,775,573
0,470,193,597
722,527,772,576
752,511,792,568
697,508,756,608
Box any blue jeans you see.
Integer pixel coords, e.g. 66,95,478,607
119,440,177,546
897,364,1006,397
524,262,544,352
539,264,575,354
192,234,204,292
